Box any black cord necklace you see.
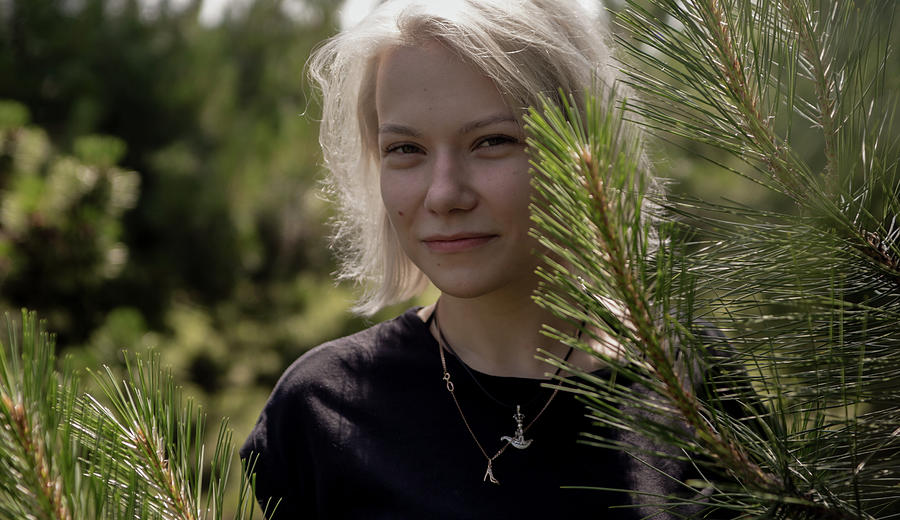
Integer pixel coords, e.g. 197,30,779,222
434,319,574,409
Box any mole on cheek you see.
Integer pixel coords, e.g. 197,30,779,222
398,211,404,216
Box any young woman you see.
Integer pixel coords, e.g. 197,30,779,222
241,0,698,517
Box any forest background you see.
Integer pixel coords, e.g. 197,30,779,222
1,0,897,517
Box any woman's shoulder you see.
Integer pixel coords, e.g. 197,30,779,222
240,307,432,457
271,306,430,395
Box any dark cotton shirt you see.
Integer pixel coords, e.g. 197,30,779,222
241,308,701,519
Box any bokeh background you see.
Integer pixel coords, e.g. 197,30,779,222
3,0,887,517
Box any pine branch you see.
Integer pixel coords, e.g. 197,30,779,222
518,0,900,516
616,0,819,202
77,357,204,520
525,89,816,514
0,311,89,519
616,0,900,290
0,311,262,519
524,9,900,507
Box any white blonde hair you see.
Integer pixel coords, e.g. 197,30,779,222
307,0,620,315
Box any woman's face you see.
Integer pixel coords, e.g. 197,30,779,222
376,42,540,301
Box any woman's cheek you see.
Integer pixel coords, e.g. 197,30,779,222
381,174,416,225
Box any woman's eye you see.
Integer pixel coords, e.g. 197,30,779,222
475,135,519,149
383,143,422,155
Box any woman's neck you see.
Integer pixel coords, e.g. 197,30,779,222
423,292,576,379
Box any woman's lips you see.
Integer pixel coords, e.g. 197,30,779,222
422,234,497,253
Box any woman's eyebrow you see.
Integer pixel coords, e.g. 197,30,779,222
459,114,519,135
378,114,519,139
378,124,422,137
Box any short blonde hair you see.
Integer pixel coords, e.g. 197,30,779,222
307,0,619,315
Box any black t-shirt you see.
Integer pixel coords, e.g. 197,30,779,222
241,308,702,519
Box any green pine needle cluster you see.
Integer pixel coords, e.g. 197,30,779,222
0,311,263,519
526,0,899,518
0,311,83,519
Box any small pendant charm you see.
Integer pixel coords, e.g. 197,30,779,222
483,460,500,484
500,405,532,449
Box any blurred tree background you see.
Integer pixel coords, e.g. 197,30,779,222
0,0,400,514
0,0,895,517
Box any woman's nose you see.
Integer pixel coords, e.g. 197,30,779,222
423,151,476,214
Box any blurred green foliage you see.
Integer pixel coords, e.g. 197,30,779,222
0,1,397,516
0,104,139,339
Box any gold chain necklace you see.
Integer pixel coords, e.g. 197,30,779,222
433,311,575,485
